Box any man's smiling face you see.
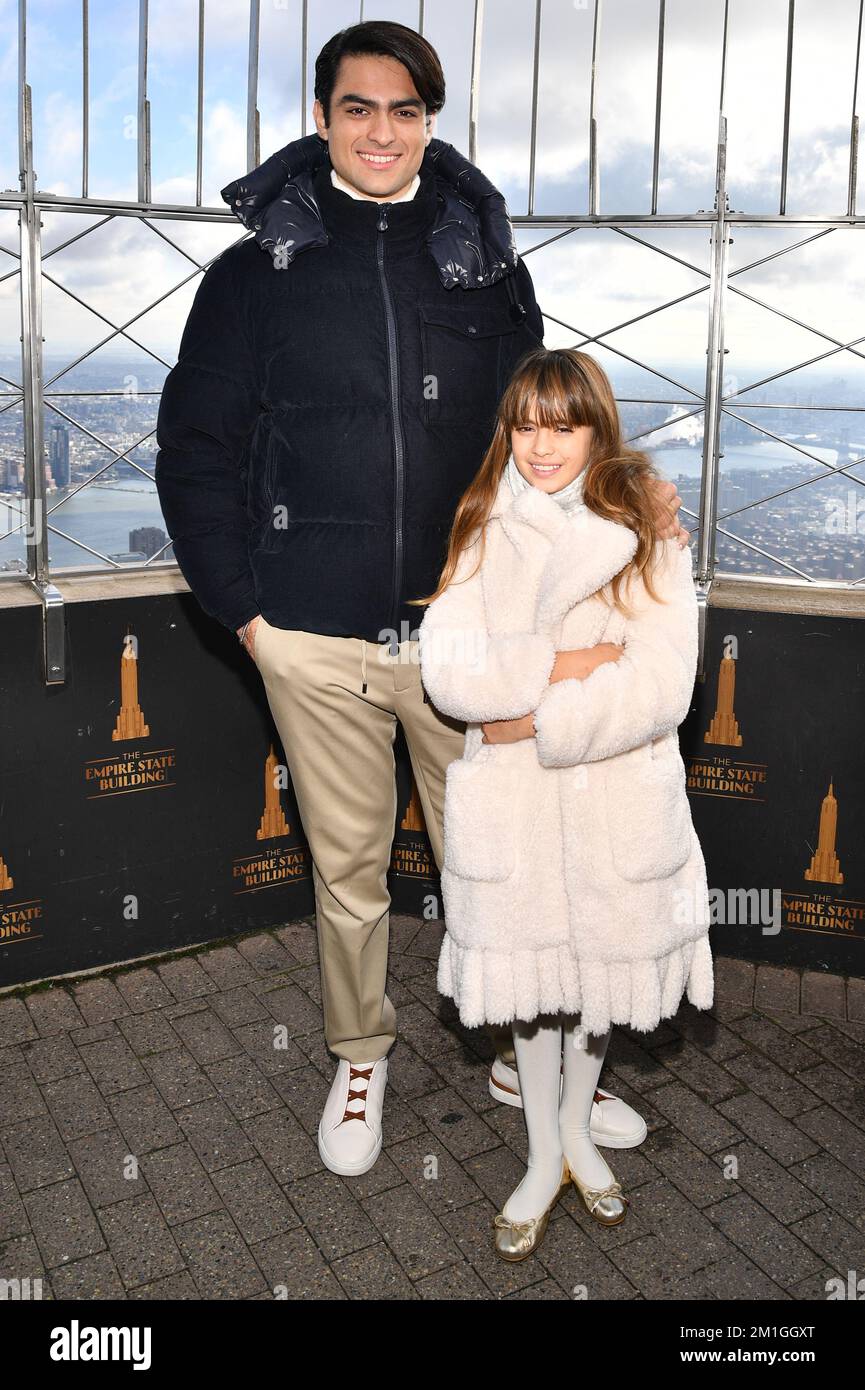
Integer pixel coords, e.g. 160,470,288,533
312,52,434,201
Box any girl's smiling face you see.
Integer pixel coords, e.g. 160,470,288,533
510,401,593,493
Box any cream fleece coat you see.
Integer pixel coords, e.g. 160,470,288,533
417,472,714,1035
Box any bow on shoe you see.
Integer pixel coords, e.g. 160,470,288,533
583,1181,629,1214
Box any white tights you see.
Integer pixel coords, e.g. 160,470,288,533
502,1011,615,1223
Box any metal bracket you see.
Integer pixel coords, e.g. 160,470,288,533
29,580,66,685
694,578,713,683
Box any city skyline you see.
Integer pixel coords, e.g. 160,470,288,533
2,358,863,585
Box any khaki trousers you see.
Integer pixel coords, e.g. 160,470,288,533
254,616,515,1067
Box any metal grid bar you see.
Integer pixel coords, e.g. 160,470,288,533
468,0,484,166
137,0,150,206
247,0,260,173
779,0,795,217
17,112,47,583
527,0,542,217
651,0,666,217
588,0,601,215
4,189,865,228
847,0,863,214
301,0,308,137
697,111,730,582
195,0,204,206
82,0,89,199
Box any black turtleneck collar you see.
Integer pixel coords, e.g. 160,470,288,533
312,160,440,248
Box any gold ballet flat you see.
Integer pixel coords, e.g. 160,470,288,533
492,1157,571,1262
568,1163,629,1225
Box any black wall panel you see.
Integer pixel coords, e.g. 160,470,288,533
1,592,861,988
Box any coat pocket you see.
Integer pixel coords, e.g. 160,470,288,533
604,741,692,882
443,752,518,882
420,305,519,425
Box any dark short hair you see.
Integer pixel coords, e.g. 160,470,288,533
314,20,446,126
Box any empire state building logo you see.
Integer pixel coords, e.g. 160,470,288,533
257,744,290,840
401,778,427,833
112,631,149,741
704,649,743,746
804,779,844,885
0,854,12,890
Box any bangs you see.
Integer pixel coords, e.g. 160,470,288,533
500,360,594,432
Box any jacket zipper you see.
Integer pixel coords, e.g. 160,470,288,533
376,203,405,657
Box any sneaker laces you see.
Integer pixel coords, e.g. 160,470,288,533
341,1063,375,1123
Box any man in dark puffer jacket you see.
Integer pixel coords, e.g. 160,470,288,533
155,20,685,1178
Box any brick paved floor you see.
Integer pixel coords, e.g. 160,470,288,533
1,915,863,1301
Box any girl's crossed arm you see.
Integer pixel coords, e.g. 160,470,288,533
417,539,559,724
530,539,699,768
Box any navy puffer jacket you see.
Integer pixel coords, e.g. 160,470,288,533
154,135,544,644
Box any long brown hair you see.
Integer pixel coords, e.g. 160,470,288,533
408,347,666,616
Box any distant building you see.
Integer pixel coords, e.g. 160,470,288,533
129,526,173,561
2,457,23,489
48,424,70,487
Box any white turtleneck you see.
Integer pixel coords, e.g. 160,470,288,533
505,451,588,516
330,167,421,202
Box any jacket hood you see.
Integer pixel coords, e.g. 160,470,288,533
220,134,520,290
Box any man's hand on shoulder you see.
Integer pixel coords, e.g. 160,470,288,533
647,476,690,548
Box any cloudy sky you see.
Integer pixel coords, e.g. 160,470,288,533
0,0,863,402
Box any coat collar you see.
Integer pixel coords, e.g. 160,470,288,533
488,472,639,633
221,134,520,290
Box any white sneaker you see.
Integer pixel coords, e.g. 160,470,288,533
488,1056,648,1149
318,1057,387,1176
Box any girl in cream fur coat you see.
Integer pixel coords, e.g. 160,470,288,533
414,348,713,1259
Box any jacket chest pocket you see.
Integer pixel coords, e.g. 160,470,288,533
443,753,519,882
420,306,520,424
604,739,693,882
